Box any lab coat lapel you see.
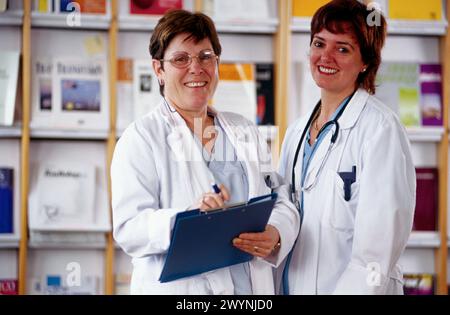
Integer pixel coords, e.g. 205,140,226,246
216,113,261,198
158,101,214,204
303,89,368,188
338,88,369,130
303,130,333,189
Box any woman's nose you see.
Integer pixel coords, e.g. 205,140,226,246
189,57,204,74
320,48,333,62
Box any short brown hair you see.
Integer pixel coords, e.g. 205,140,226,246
310,0,387,94
149,9,222,96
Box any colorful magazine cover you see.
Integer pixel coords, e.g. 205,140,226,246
129,0,182,15
420,64,443,126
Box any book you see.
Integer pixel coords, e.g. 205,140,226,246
212,63,257,123
117,58,134,132
0,167,13,234
132,59,161,120
256,63,275,125
203,0,270,22
375,62,421,127
419,64,443,126
29,230,106,246
31,57,109,131
0,279,18,295
30,275,100,295
34,0,53,13
292,0,329,18
129,0,182,15
59,0,106,14
388,0,442,21
0,0,7,12
31,58,53,127
28,162,96,231
403,274,434,295
414,168,438,231
0,51,20,126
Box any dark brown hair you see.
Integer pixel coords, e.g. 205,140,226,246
149,9,222,96
310,0,387,94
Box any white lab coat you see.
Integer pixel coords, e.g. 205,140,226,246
278,88,416,295
111,101,299,295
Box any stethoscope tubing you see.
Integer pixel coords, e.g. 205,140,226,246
291,92,356,209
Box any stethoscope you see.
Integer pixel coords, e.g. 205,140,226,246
282,92,355,295
290,92,355,212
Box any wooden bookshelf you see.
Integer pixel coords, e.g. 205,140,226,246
435,0,450,295
18,0,31,296
6,0,449,296
105,0,118,296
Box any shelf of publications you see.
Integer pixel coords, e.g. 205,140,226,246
0,235,20,249
213,18,279,34
407,231,441,248
0,10,23,26
119,15,279,34
5,0,448,295
29,128,109,140
0,126,22,138
28,241,106,250
406,127,445,142
290,18,448,36
118,15,159,31
31,12,111,30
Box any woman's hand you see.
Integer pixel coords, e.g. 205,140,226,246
191,184,231,212
232,224,280,258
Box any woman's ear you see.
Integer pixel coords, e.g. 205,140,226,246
361,63,369,73
152,59,164,84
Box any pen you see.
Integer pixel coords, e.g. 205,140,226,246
212,183,221,194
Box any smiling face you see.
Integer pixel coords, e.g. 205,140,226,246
310,27,367,97
152,33,219,115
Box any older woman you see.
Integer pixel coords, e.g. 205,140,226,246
279,0,415,294
111,9,299,295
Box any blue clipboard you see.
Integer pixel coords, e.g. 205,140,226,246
159,193,278,283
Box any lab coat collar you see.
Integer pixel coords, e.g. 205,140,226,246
338,88,369,130
158,99,263,200
302,89,369,189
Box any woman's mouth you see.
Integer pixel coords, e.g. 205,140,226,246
185,81,207,88
318,66,338,74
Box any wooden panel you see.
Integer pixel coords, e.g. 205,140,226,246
18,0,31,296
435,0,450,295
274,0,291,151
105,0,118,295
194,0,202,12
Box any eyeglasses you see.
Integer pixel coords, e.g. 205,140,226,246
160,50,219,69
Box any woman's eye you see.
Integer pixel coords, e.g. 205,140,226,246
174,55,189,63
338,47,349,53
313,41,323,47
200,55,213,61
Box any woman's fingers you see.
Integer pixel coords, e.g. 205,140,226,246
218,184,231,202
199,193,225,211
233,241,273,258
232,225,281,258
197,184,231,211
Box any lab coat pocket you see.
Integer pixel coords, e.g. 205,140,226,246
322,169,359,233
